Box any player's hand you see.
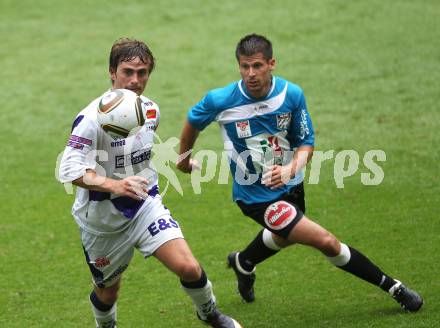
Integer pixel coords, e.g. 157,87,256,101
262,165,293,189
110,176,149,200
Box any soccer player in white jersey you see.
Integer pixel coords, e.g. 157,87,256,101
58,38,241,328
177,34,423,314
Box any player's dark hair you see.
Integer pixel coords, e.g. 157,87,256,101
235,34,273,61
109,38,155,74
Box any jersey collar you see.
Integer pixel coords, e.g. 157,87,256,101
238,76,276,100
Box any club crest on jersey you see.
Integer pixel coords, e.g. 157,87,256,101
276,113,291,130
235,120,252,138
264,201,297,230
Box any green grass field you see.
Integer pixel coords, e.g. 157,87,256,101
1,0,439,327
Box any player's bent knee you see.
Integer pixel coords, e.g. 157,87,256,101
266,230,291,249
102,293,118,305
95,287,119,305
317,233,340,257
176,260,202,282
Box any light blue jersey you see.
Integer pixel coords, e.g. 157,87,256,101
188,76,314,204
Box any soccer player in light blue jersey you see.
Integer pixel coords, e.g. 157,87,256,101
177,34,423,313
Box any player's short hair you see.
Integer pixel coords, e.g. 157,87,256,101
235,34,273,61
109,38,155,74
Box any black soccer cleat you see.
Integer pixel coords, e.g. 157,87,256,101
227,252,256,303
389,280,423,312
199,309,243,328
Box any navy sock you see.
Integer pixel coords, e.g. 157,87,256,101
180,269,208,289
90,291,113,312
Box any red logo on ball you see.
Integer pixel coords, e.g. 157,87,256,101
263,201,296,230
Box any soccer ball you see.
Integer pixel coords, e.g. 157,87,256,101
97,89,145,139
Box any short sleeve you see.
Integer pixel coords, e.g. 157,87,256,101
187,92,218,131
288,91,315,147
58,115,98,183
141,96,160,131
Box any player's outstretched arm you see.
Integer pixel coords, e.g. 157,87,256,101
73,169,149,200
177,120,200,173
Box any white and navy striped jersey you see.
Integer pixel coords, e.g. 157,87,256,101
58,92,160,235
188,76,314,204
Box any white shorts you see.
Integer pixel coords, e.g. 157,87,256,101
81,195,184,288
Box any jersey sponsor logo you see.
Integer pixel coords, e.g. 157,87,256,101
146,109,156,119
147,217,179,236
276,112,291,130
115,149,151,168
115,156,125,168
235,120,252,138
245,132,290,173
263,201,297,230
111,139,126,147
261,136,284,166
